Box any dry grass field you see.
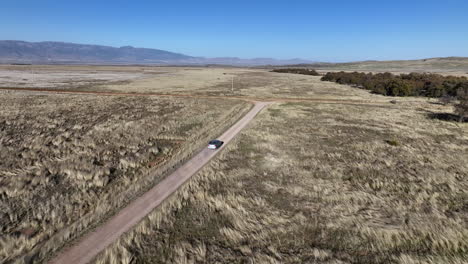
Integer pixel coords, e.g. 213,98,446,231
294,57,468,75
2,65,460,102
101,68,397,102
96,100,467,263
1,65,467,263
0,90,251,263
0,65,153,89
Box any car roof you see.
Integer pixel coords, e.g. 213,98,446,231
209,140,220,144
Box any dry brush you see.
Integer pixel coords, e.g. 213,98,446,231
0,91,251,263
95,100,467,263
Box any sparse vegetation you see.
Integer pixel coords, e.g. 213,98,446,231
2,66,467,263
292,57,468,73
384,139,400,146
0,65,145,89
95,101,468,263
321,71,468,97
0,91,250,263
0,66,386,101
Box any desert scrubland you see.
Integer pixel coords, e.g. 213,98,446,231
97,99,467,264
0,65,467,263
0,65,153,89
0,87,250,263
101,68,388,101
0,65,385,100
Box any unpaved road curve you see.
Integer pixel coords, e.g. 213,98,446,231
49,101,270,264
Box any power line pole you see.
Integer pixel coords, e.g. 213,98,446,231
231,76,234,92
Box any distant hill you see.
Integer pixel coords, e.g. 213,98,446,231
0,40,313,66
0,40,193,64
197,57,313,66
273,57,468,72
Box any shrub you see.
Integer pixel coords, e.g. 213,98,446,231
455,82,468,122
385,139,400,146
385,79,414,96
321,71,467,98
272,68,320,76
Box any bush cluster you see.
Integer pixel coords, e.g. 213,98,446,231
321,71,468,98
271,68,320,76
455,83,468,121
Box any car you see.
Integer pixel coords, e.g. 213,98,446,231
208,139,224,149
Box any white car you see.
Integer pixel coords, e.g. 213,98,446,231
208,140,224,149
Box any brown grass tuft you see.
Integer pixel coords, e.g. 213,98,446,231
94,100,467,263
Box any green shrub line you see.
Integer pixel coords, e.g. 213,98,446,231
271,68,320,76
320,71,468,98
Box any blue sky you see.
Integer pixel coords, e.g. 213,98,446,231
1,0,467,61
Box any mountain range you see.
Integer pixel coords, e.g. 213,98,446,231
2,40,467,69
0,40,313,66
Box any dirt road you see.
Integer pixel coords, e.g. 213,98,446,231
48,101,270,264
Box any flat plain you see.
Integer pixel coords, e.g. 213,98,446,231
0,65,394,101
0,83,250,263
0,65,150,89
0,65,467,263
95,97,468,263
289,57,468,75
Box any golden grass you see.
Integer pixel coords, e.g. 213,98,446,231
0,90,251,263
94,100,467,263
310,57,468,76
2,65,458,103
100,68,389,101
0,66,148,89
2,65,467,263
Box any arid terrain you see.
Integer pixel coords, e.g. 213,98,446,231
0,65,467,263
0,83,250,263
0,65,409,101
281,57,468,75
96,99,468,264
0,65,154,89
